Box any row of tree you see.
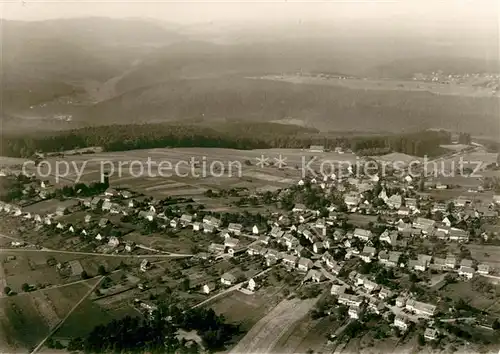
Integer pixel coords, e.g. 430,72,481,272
2,122,452,158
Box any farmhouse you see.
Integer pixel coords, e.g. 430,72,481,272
69,260,84,277
353,228,372,241
405,299,436,317
282,254,298,268
394,315,409,332
338,293,363,307
208,243,225,254
228,223,243,235
221,272,238,286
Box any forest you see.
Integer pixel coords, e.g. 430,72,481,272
0,122,452,158
65,303,240,353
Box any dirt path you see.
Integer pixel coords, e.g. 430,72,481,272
231,296,319,354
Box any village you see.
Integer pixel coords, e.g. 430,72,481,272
1,145,500,353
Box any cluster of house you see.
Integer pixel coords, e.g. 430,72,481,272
329,270,440,340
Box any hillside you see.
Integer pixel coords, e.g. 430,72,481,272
77,77,500,136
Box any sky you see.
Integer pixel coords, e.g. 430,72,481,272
1,0,498,30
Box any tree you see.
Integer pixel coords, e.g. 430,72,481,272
181,278,190,292
418,333,425,346
81,270,89,280
21,283,30,292
97,265,107,276
3,286,11,295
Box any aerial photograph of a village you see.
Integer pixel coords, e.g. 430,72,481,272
0,1,499,353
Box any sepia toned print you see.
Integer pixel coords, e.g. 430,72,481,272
0,1,499,353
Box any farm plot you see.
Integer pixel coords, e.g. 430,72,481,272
210,285,285,331
230,296,320,353
0,295,50,350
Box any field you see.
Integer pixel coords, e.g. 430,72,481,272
0,280,97,352
210,285,285,331
253,75,500,98
231,296,320,353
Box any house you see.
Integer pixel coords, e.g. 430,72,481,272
302,229,314,242
405,198,418,210
104,188,117,197
228,223,243,235
192,222,202,231
252,225,260,235
338,293,363,307
203,224,216,234
449,228,469,242
282,254,298,268
292,203,307,213
202,282,216,294
140,259,151,272
313,242,324,254
330,284,347,296
387,251,402,267
297,257,313,272
269,226,283,238
138,210,155,222
344,195,361,207
405,299,436,317
387,194,402,209
33,214,42,223
44,216,52,225
348,306,363,319
90,197,102,209
358,277,380,293
477,263,490,275
98,218,109,228
84,214,92,223
458,266,475,279
413,217,436,231
394,315,409,332
101,200,112,212
353,228,372,241
170,218,179,228
265,249,281,266
309,145,325,153
247,244,264,256
95,233,103,241
208,243,226,254
224,237,239,249
247,278,257,291
56,222,64,230
460,258,473,268
444,255,457,270
68,225,75,233
395,296,406,308
203,216,221,229
378,287,393,300
424,328,438,341
221,272,238,286
360,246,376,263
308,269,324,283
379,230,398,246
108,236,120,248
397,207,410,216
430,257,446,271
125,242,136,252
120,190,132,199
180,214,193,226
368,297,385,315
258,235,270,245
